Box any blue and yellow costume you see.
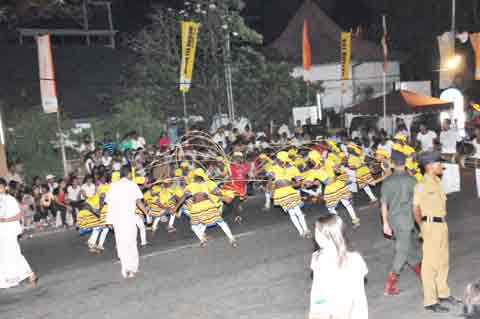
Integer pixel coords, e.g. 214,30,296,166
268,152,303,211
77,183,110,234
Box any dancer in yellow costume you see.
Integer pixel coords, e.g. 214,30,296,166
267,151,311,238
320,154,360,227
406,157,423,182
347,142,378,203
77,175,110,253
374,148,393,183
175,168,237,248
301,150,324,203
393,133,417,157
288,148,306,171
145,180,177,233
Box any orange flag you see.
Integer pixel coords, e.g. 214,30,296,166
303,20,311,71
36,34,58,113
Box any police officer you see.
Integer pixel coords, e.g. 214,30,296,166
413,151,457,313
381,150,422,296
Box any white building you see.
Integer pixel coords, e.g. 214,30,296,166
268,0,401,113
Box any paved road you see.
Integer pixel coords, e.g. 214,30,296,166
1,172,479,319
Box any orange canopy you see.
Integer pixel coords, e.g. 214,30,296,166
345,90,453,115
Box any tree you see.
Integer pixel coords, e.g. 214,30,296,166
121,0,315,129
91,98,166,145
6,108,71,179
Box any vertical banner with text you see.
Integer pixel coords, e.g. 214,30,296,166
36,34,58,113
180,21,200,93
340,32,352,81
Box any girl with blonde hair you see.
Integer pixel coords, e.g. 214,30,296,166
309,215,368,319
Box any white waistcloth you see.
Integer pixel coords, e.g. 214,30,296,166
105,178,143,275
0,194,32,288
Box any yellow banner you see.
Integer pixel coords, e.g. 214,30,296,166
340,32,351,81
472,103,480,112
36,34,58,113
180,21,200,93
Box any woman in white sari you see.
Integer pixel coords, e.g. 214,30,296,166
0,178,37,289
309,214,368,319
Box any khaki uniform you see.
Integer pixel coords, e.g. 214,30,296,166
413,174,450,307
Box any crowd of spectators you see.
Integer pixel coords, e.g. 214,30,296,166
6,117,480,234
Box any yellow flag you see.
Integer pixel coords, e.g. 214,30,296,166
180,21,200,93
472,103,480,112
340,32,351,80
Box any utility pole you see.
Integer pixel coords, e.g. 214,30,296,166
82,0,90,46
0,103,8,176
224,7,235,122
452,0,456,35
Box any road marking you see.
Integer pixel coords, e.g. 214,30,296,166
115,230,258,263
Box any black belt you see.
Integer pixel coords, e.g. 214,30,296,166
421,216,445,223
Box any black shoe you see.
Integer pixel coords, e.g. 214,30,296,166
439,296,459,306
425,303,450,313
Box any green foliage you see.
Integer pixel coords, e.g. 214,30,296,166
93,98,165,145
121,0,317,129
6,109,68,179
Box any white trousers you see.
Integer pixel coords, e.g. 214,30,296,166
135,214,147,245
286,206,309,236
88,228,109,248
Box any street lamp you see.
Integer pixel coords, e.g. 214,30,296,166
445,54,462,71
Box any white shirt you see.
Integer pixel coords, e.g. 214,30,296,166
101,156,112,167
439,128,460,154
310,250,368,319
131,137,146,150
112,161,122,171
105,178,143,225
78,142,95,153
416,130,437,151
67,185,82,202
351,130,361,140
213,132,227,146
0,194,22,236
81,183,96,199
278,124,291,138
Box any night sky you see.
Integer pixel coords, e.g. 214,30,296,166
112,0,373,44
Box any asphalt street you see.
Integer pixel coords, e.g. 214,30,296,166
1,171,479,319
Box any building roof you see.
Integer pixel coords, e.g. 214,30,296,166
345,90,453,115
267,0,388,65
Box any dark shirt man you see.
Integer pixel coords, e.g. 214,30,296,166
381,150,421,296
